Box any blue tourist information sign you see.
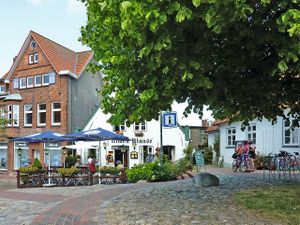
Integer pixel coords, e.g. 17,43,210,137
162,112,177,128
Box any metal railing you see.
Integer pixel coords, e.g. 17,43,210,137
16,168,127,188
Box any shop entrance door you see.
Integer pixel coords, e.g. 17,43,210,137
114,149,129,168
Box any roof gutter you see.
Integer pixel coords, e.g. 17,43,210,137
58,70,77,79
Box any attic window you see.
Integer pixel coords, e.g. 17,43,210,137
29,53,38,64
30,41,37,49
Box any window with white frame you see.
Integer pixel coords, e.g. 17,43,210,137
29,54,34,64
35,75,41,87
12,105,19,127
13,78,19,89
37,103,46,126
34,53,38,63
29,53,38,64
246,124,256,144
49,72,56,84
7,105,12,126
51,102,61,126
134,122,146,131
226,127,236,147
24,104,33,127
0,85,5,94
27,77,34,88
113,123,126,132
19,77,26,89
42,74,50,86
283,119,299,145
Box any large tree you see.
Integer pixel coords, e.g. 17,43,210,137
80,0,300,126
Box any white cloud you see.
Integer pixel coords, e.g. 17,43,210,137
66,0,86,14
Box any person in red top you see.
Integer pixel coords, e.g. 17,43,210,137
89,158,97,173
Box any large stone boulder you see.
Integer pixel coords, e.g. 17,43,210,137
193,173,220,187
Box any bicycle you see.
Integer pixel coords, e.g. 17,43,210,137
232,153,252,172
290,152,300,172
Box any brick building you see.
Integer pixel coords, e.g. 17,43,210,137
0,31,101,173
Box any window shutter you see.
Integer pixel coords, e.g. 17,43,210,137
49,72,56,84
13,78,19,89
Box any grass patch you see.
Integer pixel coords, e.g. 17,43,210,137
234,185,300,225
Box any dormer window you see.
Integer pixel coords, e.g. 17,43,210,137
29,53,38,64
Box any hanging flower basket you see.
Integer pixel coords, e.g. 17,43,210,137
134,131,144,137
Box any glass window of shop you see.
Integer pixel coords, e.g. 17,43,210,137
14,142,29,169
44,143,62,167
0,143,8,170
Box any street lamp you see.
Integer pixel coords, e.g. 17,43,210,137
17,147,22,168
132,142,136,150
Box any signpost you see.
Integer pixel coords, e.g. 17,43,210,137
160,111,177,164
195,150,206,172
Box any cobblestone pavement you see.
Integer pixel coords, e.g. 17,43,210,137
0,167,299,225
104,168,300,225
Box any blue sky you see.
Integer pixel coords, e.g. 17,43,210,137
0,0,88,75
0,0,213,123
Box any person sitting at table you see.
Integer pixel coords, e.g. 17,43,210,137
75,159,82,167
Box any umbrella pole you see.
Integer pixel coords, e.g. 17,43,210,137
98,141,101,185
48,148,51,185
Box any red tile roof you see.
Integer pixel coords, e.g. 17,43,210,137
31,31,93,78
205,125,218,133
2,31,93,79
213,119,229,126
205,119,229,133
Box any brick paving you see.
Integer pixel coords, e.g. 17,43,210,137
0,167,299,225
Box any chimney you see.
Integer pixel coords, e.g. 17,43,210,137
202,120,208,127
13,56,18,63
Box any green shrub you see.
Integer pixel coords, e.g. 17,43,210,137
32,158,42,168
98,166,120,175
173,158,190,174
183,144,194,164
126,161,178,183
126,163,155,183
204,146,213,165
19,166,38,174
213,137,220,166
149,162,176,182
65,156,77,168
57,167,80,176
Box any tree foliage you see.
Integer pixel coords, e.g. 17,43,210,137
80,0,300,126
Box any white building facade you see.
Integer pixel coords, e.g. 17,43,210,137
74,109,188,168
218,117,300,167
